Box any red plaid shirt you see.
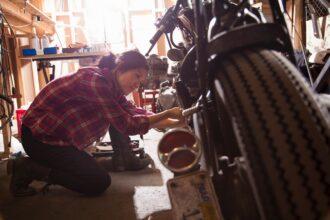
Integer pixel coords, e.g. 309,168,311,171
22,67,150,150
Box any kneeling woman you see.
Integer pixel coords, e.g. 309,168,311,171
9,50,184,197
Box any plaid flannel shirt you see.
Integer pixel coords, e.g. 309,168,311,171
22,67,150,150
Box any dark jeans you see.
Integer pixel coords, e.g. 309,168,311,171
21,124,111,196
108,126,131,153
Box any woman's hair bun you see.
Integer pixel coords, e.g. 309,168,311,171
98,52,117,71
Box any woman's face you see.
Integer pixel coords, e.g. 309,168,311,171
116,68,148,95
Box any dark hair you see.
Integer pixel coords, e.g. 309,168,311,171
98,52,116,70
98,50,148,73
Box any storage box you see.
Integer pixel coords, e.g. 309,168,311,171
62,47,80,53
16,109,27,138
22,48,37,56
43,47,57,54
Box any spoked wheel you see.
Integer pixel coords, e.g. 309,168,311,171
213,49,330,220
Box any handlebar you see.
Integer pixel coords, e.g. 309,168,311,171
182,105,201,117
146,0,183,56
150,25,166,45
173,0,183,13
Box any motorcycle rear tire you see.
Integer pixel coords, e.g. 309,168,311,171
214,48,329,220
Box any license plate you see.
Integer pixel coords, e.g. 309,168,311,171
167,171,223,220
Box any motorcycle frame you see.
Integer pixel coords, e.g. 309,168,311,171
146,0,301,217
193,0,296,96
190,0,299,218
191,0,298,167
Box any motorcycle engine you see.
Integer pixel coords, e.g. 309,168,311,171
177,46,200,108
158,81,178,111
145,54,169,89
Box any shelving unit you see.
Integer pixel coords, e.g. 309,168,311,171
0,0,56,158
11,0,55,24
1,0,55,36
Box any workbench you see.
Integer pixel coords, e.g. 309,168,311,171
20,51,108,86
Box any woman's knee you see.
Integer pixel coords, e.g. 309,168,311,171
82,172,111,196
97,172,111,193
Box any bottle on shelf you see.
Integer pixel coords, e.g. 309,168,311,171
41,35,50,49
30,27,39,50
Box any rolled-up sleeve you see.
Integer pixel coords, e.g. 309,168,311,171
79,73,150,135
118,94,154,116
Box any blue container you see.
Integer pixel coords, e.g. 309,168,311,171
22,48,36,56
43,47,57,55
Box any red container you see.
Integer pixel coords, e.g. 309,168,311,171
16,109,27,138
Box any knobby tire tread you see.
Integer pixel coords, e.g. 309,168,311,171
214,49,330,220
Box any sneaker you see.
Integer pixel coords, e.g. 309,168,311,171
7,157,37,197
122,153,152,171
7,157,50,197
99,153,152,172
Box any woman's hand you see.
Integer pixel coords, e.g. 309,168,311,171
166,107,184,120
148,107,185,130
175,118,188,128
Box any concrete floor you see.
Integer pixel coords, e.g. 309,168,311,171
0,130,174,220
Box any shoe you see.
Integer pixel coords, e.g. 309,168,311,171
122,152,152,171
100,153,152,172
7,157,50,197
7,157,36,196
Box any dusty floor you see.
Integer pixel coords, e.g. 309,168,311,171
0,130,174,220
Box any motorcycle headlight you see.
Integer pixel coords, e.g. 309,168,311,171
158,128,201,173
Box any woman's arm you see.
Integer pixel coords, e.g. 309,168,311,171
118,94,154,115
147,107,183,127
151,118,186,129
80,74,150,135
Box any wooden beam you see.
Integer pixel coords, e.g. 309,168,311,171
156,12,166,56
1,0,55,36
1,0,32,24
10,0,55,24
292,0,306,50
33,20,55,36
9,38,25,107
0,119,11,159
6,33,30,38
4,14,55,36
0,74,11,159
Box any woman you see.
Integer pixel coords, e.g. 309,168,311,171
98,53,155,172
8,50,185,197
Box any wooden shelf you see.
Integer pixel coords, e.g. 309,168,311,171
1,0,55,36
1,0,31,24
20,51,108,61
10,0,55,24
4,14,55,36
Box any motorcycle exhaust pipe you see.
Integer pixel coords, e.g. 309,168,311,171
158,128,201,173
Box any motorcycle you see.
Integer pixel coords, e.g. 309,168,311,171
146,0,330,219
145,54,180,113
